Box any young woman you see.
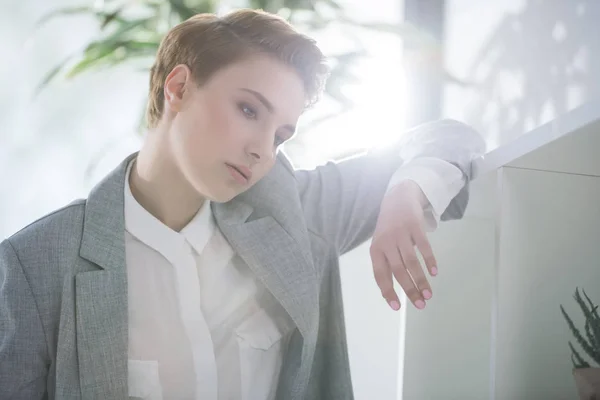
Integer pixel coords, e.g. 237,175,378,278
0,8,485,400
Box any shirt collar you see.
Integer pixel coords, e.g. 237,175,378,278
180,197,216,256
124,158,216,263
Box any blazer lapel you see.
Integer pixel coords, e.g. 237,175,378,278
75,153,135,399
213,159,321,398
212,201,319,339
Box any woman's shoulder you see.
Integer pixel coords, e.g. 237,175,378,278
6,198,87,264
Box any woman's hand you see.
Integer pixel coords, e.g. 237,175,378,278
370,180,437,310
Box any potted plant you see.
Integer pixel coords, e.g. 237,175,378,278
560,288,600,400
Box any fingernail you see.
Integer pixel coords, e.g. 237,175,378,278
422,289,432,300
415,300,426,309
389,300,400,311
431,266,438,276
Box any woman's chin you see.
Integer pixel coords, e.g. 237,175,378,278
201,185,243,204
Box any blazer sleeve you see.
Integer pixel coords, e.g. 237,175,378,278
292,119,486,255
0,239,49,399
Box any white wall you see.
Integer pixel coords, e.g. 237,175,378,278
444,0,600,151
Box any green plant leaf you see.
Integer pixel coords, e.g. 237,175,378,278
575,288,592,316
66,49,116,78
560,304,599,365
582,289,600,357
249,0,270,10
99,7,126,28
167,0,216,21
585,318,597,357
106,18,152,41
34,12,156,90
65,39,157,79
62,17,158,78
569,341,591,369
574,289,600,362
583,290,600,319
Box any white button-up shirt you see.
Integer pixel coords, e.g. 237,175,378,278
125,160,295,400
124,156,465,400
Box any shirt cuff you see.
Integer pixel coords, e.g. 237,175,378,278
386,157,466,231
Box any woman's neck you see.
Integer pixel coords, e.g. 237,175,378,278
129,127,206,232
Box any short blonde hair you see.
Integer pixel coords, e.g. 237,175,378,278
146,8,329,128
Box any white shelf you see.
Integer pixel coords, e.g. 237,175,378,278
401,99,600,400
473,98,600,177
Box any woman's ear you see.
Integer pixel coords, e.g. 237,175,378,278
163,64,192,113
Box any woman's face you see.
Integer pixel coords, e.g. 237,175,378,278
165,55,306,203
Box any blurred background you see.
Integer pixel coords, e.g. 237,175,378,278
2,0,600,399
4,0,599,240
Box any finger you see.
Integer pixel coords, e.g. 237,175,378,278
384,243,424,309
413,227,438,277
370,246,401,310
398,237,432,304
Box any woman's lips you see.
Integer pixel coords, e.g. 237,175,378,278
226,163,251,184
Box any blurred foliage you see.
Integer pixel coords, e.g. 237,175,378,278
35,0,464,132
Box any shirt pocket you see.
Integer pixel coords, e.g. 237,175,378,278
128,359,163,400
235,308,292,400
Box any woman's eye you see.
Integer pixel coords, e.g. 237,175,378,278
239,103,257,119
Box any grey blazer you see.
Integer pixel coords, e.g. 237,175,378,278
0,119,483,400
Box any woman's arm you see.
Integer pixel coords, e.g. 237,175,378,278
0,240,49,399
292,119,485,255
